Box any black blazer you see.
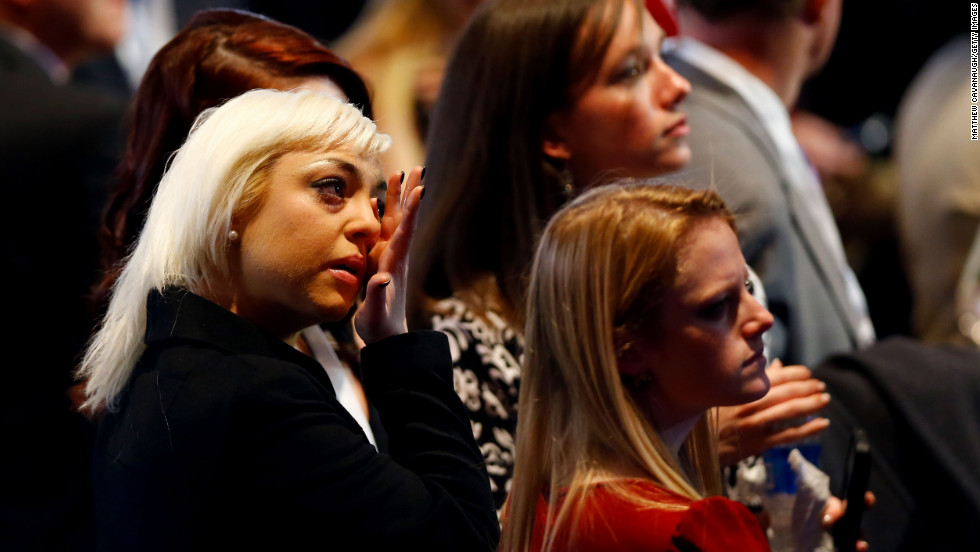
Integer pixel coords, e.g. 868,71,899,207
94,289,499,551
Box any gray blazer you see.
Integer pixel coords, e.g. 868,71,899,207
665,53,864,368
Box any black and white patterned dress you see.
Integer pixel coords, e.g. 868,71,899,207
429,297,523,512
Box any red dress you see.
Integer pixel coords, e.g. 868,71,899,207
530,480,770,551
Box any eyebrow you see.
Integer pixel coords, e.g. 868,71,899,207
683,268,750,304
623,43,651,59
301,157,372,187
320,159,362,180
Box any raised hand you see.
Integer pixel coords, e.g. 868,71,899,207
718,359,831,466
354,166,425,345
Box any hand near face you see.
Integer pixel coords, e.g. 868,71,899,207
717,359,831,466
354,166,425,345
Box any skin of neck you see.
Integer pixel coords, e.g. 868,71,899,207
228,298,304,347
677,8,816,109
632,382,702,456
201,281,305,348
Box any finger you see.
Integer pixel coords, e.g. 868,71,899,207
718,417,828,461
401,181,424,231
764,378,827,406
736,379,828,417
357,273,392,330
768,358,784,371
856,540,869,552
822,496,845,528
765,364,814,386
382,171,404,233
380,183,424,273
761,417,830,448
745,393,831,429
401,165,424,210
865,491,875,508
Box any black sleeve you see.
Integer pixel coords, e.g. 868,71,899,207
232,330,499,551
361,330,500,547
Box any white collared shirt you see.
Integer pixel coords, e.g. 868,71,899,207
667,37,876,346
299,326,378,449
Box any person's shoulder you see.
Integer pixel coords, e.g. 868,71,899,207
143,340,330,413
429,296,472,326
0,74,124,153
427,296,523,372
566,482,768,552
672,495,770,551
562,481,689,551
670,96,783,231
430,297,519,340
0,72,123,116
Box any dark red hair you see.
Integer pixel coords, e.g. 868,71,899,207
93,9,372,310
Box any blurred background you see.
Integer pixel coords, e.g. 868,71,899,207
72,0,974,342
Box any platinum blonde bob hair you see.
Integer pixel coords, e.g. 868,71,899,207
79,88,391,413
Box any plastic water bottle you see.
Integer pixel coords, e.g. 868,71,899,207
762,433,822,551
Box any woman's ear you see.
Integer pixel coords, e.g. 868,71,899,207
615,335,647,377
542,114,573,161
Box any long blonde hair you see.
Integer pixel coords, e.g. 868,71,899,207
78,89,390,414
501,183,735,552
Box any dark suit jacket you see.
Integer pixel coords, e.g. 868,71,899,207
0,34,124,552
665,50,864,367
817,338,980,550
94,289,499,551
0,35,125,372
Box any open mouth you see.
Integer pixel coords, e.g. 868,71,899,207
334,264,360,276
328,256,365,286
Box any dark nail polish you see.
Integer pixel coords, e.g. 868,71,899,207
380,278,391,288
420,166,426,181
399,171,405,185
420,186,425,200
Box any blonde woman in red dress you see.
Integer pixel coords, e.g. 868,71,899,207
503,184,863,552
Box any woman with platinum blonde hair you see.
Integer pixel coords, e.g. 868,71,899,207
79,89,498,550
502,183,862,551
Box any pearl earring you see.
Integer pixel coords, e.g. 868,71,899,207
228,230,239,242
